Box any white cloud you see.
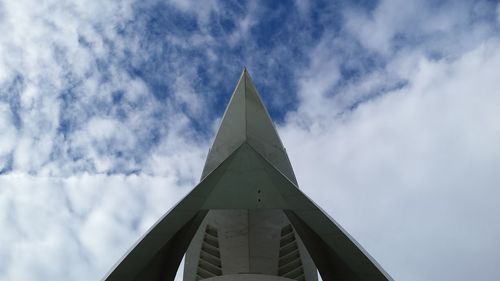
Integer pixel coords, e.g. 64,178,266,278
293,0,310,17
282,37,500,281
0,173,195,281
0,103,17,171
497,3,500,25
168,0,219,26
0,1,209,277
226,1,258,47
0,0,137,174
296,40,341,117
344,0,498,57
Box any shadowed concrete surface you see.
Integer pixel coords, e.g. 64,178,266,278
202,274,301,281
185,70,315,281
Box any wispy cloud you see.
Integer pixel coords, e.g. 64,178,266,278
283,38,500,281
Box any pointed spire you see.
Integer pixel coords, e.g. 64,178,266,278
201,69,297,185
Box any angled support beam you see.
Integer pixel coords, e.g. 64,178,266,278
285,210,361,281
249,145,393,281
104,211,207,281
102,145,243,281
134,211,208,281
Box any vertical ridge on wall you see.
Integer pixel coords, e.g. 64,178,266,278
278,225,305,281
196,225,223,280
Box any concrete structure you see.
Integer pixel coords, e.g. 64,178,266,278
103,69,393,281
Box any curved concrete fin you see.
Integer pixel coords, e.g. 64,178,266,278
202,69,297,185
244,71,297,185
236,145,394,281
102,145,243,281
201,72,247,179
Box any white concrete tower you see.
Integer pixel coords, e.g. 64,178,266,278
103,69,392,281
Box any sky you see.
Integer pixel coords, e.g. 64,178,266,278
0,0,499,280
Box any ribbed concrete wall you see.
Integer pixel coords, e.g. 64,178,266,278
184,210,317,281
202,273,297,281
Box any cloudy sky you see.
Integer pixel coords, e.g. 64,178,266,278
1,0,500,280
